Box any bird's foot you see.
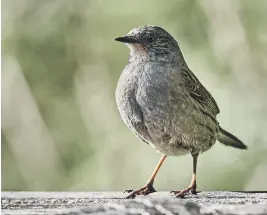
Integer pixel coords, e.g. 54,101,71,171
170,183,197,198
124,183,156,199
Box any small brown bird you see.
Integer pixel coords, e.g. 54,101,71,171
115,26,247,198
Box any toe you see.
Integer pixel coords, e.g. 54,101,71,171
191,189,197,194
175,194,186,198
124,189,134,194
169,190,180,195
124,185,156,198
126,193,136,199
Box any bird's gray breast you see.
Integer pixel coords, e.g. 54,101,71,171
135,63,189,155
115,63,152,144
137,65,170,109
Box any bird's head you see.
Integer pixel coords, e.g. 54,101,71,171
115,25,182,62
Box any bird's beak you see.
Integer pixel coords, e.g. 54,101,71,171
115,36,139,44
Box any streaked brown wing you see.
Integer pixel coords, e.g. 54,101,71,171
181,68,220,115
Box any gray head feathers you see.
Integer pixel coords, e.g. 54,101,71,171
115,25,184,63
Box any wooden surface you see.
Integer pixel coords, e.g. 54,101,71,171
2,191,267,215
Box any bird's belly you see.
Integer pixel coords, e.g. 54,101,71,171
142,101,218,156
148,141,191,156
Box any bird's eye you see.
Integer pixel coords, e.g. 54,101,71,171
146,34,156,43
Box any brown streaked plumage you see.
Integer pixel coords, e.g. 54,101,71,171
115,25,247,198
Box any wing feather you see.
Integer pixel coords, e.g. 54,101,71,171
181,69,220,115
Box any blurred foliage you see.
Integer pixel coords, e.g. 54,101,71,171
2,0,267,191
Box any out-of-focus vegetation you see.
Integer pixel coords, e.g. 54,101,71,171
2,0,267,191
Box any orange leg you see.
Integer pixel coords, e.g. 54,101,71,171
171,154,198,197
125,155,167,199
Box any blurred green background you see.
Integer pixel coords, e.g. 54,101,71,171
2,0,267,191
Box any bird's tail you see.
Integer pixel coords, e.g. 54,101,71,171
217,126,247,149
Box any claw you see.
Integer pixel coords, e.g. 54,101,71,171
172,183,197,198
191,189,197,194
169,190,180,194
175,189,188,198
125,184,156,199
123,189,134,194
126,193,136,199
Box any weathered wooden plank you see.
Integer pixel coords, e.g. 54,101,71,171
2,192,267,215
